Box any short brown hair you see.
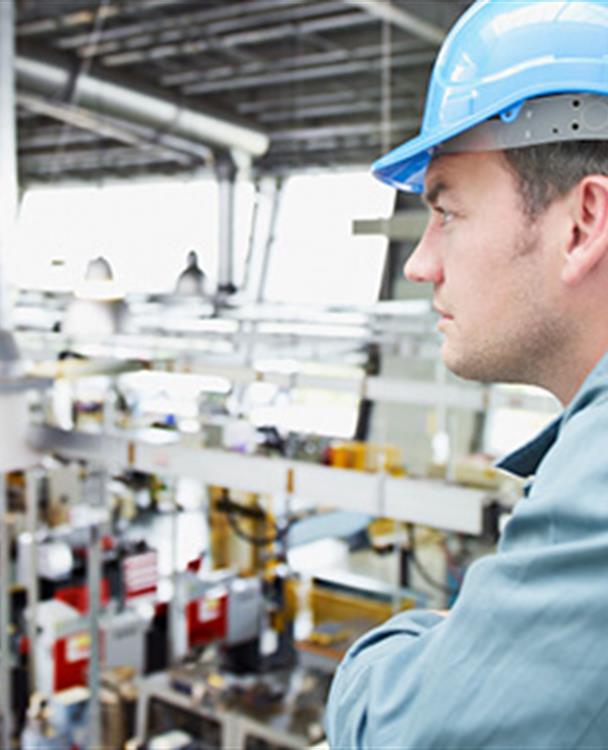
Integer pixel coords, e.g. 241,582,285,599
504,141,608,218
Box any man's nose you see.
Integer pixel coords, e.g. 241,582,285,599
404,230,444,284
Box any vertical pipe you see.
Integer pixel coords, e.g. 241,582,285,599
433,359,455,481
168,486,180,663
0,23,26,709
217,156,237,295
256,177,284,304
0,0,18,329
25,470,38,694
240,180,261,294
381,19,392,155
0,473,11,747
87,469,105,750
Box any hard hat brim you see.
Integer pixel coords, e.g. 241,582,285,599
371,128,460,195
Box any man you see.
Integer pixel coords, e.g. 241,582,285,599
325,1,608,748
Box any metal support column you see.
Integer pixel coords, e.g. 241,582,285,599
256,177,284,303
381,19,392,155
87,469,107,749
216,156,238,296
0,473,11,747
240,180,261,294
168,484,183,663
0,0,18,329
25,470,39,694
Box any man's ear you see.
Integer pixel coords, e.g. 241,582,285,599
561,176,608,287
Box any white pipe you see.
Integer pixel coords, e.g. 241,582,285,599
217,158,237,293
15,49,270,158
0,0,17,330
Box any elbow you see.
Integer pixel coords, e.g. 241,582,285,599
325,664,370,749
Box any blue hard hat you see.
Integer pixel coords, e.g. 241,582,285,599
373,0,608,193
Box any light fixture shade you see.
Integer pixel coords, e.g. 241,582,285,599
75,256,124,301
174,251,207,297
85,256,112,281
64,255,130,335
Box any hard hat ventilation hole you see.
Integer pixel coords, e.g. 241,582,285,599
572,100,581,109
572,122,580,131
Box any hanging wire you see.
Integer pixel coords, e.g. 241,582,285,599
51,0,113,177
404,524,460,597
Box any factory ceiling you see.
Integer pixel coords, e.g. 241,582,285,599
15,0,473,184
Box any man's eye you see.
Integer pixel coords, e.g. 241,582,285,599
433,206,455,225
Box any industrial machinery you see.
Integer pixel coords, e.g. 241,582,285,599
133,663,329,750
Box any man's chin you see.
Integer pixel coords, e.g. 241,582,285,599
440,342,461,376
441,346,492,383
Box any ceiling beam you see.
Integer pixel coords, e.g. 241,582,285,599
182,50,434,95
96,12,374,67
237,88,359,115
20,146,187,176
50,0,289,49
269,117,419,142
257,95,416,123
17,4,120,37
161,38,422,88
19,125,102,151
342,0,446,46
17,92,210,166
63,1,344,59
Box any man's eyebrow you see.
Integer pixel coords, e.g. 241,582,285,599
423,180,448,206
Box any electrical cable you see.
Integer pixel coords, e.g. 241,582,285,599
220,500,319,548
226,511,291,547
441,538,465,587
404,524,460,596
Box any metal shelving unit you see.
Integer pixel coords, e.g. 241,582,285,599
29,423,505,536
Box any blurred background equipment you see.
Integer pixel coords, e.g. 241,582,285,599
0,1,558,747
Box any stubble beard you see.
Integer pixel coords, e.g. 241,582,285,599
443,313,568,388
441,225,569,389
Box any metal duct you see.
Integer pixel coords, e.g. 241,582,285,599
15,45,270,158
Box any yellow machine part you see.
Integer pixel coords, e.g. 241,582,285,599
328,441,406,476
208,487,279,575
309,583,415,627
208,486,232,570
269,575,299,633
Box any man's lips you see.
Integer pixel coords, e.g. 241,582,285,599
433,305,453,320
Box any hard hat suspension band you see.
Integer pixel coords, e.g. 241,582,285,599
437,93,608,157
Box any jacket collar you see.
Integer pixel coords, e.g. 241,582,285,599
496,351,608,479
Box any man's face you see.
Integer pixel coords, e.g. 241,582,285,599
405,150,568,385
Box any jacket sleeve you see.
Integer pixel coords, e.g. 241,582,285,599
325,610,444,748
324,401,608,750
